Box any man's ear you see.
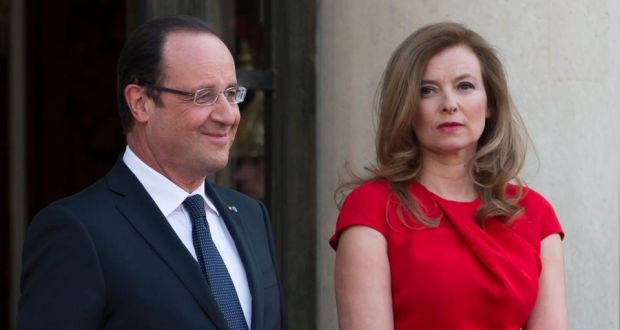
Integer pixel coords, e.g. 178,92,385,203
124,84,151,123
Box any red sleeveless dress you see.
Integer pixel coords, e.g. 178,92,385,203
330,180,563,330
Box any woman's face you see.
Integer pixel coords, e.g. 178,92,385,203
413,45,489,158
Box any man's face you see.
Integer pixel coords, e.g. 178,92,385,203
144,32,241,179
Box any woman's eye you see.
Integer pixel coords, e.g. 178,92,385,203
458,82,475,90
420,86,434,96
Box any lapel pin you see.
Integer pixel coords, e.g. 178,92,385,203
227,205,238,213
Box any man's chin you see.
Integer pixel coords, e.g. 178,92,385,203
198,155,229,175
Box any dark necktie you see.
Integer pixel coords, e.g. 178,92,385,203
183,195,249,330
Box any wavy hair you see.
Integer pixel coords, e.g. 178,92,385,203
341,22,528,228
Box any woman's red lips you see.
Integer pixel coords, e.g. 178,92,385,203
438,122,463,128
437,122,463,132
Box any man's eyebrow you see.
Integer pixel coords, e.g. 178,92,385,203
193,82,239,90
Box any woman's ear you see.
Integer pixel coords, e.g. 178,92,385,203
124,84,151,123
485,107,492,118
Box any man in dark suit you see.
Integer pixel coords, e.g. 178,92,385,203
18,15,284,330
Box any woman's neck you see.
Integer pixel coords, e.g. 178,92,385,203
417,150,477,202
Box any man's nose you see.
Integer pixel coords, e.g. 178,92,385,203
211,97,239,124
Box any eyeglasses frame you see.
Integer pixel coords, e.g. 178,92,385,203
145,84,247,106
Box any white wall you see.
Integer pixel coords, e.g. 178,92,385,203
316,1,620,329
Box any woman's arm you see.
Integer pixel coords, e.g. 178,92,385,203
335,225,393,330
524,233,567,329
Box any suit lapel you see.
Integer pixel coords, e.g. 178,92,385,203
205,182,265,330
105,160,230,330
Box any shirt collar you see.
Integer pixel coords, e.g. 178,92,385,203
122,146,220,217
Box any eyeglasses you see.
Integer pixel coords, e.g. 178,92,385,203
147,84,247,106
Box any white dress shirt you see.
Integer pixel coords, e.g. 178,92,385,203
122,146,252,326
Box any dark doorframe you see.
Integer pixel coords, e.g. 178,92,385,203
24,0,127,217
269,1,317,328
1,2,11,329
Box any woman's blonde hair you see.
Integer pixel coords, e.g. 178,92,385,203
342,22,528,228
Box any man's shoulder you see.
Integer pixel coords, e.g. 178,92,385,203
36,177,113,217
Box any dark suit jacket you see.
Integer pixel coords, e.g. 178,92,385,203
18,159,284,330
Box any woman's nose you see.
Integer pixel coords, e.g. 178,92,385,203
441,92,458,113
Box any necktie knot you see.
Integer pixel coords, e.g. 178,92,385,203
183,195,206,220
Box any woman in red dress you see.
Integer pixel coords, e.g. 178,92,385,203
330,22,567,330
